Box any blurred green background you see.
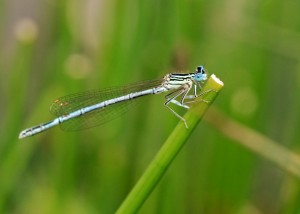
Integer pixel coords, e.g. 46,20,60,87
1,0,300,213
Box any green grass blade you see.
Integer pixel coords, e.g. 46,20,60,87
205,107,300,178
116,74,224,214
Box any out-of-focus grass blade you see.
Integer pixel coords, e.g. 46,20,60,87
205,107,300,178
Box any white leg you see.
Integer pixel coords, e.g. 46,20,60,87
164,86,190,128
184,89,216,104
170,99,189,109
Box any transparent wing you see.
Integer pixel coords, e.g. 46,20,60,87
50,79,164,131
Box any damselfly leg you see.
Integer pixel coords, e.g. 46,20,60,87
164,85,215,128
164,83,193,128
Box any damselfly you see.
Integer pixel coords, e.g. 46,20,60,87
19,66,210,139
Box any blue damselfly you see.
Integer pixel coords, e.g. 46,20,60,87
19,66,210,139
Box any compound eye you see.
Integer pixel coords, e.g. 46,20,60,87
194,65,207,81
197,66,205,74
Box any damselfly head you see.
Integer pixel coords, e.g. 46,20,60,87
194,66,207,81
